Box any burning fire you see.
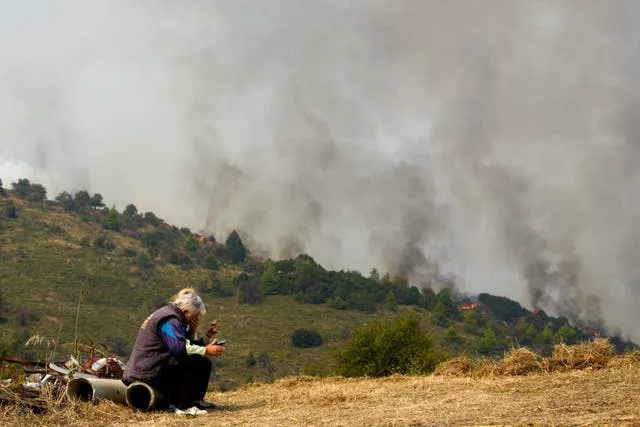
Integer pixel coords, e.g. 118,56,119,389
458,303,478,311
533,307,541,315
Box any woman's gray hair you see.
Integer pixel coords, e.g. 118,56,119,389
171,292,207,315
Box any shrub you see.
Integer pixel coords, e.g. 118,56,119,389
236,274,264,305
384,290,398,311
333,313,440,377
123,247,137,258
444,326,462,343
135,251,154,270
477,327,501,355
292,329,323,348
245,353,257,367
79,235,91,247
3,201,17,218
93,233,116,251
202,253,219,270
103,207,123,231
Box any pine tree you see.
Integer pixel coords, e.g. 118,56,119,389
226,230,246,264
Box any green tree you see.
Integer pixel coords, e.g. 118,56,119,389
462,309,480,333
384,290,398,311
25,183,46,202
184,235,199,252
202,253,219,270
334,313,440,377
369,268,381,283
526,323,538,337
0,178,5,196
477,327,500,355
535,325,555,348
555,324,577,345
104,207,123,231
74,190,92,208
11,178,31,198
226,230,246,264
56,191,77,211
123,203,138,217
3,201,17,218
260,259,280,295
433,287,458,321
143,211,160,226
432,299,452,326
91,193,105,209
420,287,437,309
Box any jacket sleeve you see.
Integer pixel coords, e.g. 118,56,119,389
157,317,188,356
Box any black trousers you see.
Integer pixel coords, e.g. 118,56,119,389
145,354,213,409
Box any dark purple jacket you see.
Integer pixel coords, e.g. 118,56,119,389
123,304,187,383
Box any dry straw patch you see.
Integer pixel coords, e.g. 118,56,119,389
434,339,621,378
545,338,616,371
432,356,473,377
498,347,541,375
606,350,640,369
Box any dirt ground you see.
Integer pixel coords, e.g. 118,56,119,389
4,363,639,426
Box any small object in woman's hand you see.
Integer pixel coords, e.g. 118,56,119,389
206,319,218,338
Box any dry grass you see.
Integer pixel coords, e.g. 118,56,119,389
544,338,617,371
2,341,639,426
435,338,624,379
498,347,541,376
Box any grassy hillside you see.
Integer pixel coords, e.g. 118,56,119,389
0,194,405,389
0,186,636,390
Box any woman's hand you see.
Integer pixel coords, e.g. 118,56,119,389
205,341,226,357
187,316,199,340
205,319,218,338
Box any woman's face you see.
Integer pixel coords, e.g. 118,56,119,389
184,309,200,325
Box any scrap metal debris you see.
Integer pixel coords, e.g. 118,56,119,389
0,340,126,410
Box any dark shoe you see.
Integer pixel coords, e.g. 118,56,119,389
193,400,216,411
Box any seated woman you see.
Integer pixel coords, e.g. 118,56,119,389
122,288,225,413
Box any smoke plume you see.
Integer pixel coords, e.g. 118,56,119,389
1,1,640,339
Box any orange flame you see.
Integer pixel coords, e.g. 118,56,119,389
458,303,478,311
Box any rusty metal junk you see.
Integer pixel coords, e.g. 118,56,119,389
1,341,133,409
0,341,173,411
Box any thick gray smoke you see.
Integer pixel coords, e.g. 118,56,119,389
1,1,640,339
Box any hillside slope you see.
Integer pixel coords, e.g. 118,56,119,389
1,185,635,391
0,194,391,388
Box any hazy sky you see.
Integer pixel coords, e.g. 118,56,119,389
2,1,640,339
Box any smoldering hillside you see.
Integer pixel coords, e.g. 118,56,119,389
1,1,640,340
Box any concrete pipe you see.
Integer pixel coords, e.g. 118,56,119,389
66,377,128,405
126,381,166,411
